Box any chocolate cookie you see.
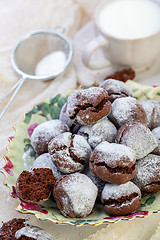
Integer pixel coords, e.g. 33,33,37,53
48,132,91,173
15,226,53,240
31,120,69,155
53,173,98,218
78,118,117,149
133,154,160,193
116,122,158,159
101,181,141,216
66,87,111,125
90,141,137,184
108,96,147,128
83,167,105,200
31,153,63,180
141,100,160,130
59,103,80,133
16,168,55,203
59,103,73,129
152,127,160,155
0,218,53,240
99,79,133,102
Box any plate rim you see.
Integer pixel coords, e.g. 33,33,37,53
1,84,160,226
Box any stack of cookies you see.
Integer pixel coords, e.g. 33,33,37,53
15,79,160,217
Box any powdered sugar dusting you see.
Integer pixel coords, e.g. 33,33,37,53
48,132,91,173
61,173,98,217
94,141,136,167
59,103,73,128
22,148,35,170
152,127,160,155
71,134,91,160
66,87,107,118
102,181,141,200
100,79,133,95
49,132,71,153
15,226,53,240
141,100,160,129
119,123,158,159
53,150,83,173
109,96,145,127
78,118,117,149
133,154,160,188
31,119,69,151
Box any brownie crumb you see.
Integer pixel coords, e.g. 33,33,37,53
16,168,55,203
0,218,53,240
105,68,135,82
0,218,26,240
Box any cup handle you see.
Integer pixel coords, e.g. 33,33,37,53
82,35,111,70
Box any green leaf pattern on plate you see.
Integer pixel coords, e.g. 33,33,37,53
141,195,156,207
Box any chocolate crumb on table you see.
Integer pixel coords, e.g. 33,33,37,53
105,68,135,82
0,218,53,240
0,218,26,240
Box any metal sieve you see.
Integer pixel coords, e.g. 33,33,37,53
0,28,73,119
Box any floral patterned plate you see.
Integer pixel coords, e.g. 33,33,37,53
1,81,160,226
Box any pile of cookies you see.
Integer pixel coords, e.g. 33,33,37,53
16,79,160,217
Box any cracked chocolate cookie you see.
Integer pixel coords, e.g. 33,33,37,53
133,154,160,193
65,87,111,125
78,118,117,149
108,96,147,128
116,122,158,159
53,173,98,218
90,141,137,184
16,168,55,203
99,79,133,103
30,119,69,155
141,100,160,130
48,132,91,173
101,181,141,216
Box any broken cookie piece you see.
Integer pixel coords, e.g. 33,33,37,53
16,168,55,203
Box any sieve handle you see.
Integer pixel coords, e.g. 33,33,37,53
0,77,26,120
0,78,23,103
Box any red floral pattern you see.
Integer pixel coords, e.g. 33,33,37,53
27,123,39,137
11,186,48,214
3,157,14,176
104,211,149,220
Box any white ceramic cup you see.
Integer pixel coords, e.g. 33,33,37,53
82,0,160,71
